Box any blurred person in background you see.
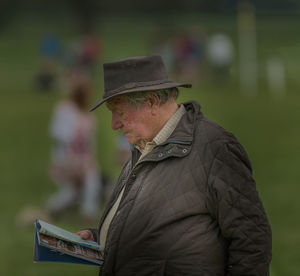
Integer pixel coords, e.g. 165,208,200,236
173,29,206,84
78,32,102,76
206,33,234,83
76,55,272,275
46,73,102,224
64,32,102,79
116,133,132,168
36,34,62,91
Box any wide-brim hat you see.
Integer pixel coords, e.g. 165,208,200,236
90,54,192,111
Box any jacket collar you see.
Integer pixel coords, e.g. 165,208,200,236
137,101,202,162
167,101,201,143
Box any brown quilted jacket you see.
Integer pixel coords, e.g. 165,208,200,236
93,101,272,275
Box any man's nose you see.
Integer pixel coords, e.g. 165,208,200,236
111,113,123,130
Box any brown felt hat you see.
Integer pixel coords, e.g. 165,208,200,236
90,54,192,111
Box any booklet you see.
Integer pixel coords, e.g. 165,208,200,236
34,219,104,266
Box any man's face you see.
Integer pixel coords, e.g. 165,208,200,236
107,96,155,147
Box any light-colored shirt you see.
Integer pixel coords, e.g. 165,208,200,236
99,104,186,247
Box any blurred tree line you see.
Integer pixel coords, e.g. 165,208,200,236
2,0,300,16
1,0,300,32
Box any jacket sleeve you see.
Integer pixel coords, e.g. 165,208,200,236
207,141,272,276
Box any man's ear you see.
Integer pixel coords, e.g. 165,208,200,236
148,93,160,115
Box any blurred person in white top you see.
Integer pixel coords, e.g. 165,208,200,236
207,33,234,82
46,75,102,223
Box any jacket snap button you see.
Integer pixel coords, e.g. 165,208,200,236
158,153,164,157
182,148,188,153
116,210,121,216
167,149,172,154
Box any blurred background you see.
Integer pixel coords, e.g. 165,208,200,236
1,0,300,275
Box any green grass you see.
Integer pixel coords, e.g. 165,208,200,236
1,13,300,275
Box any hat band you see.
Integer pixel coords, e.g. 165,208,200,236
105,79,172,97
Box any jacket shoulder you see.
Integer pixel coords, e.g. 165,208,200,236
193,116,252,173
196,117,236,150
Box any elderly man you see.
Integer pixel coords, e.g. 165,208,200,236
77,55,272,275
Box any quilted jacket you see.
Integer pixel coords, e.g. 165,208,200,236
94,101,272,276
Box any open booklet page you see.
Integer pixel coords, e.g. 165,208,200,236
38,233,103,265
37,220,102,251
34,219,104,266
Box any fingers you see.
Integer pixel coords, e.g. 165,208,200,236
75,230,94,241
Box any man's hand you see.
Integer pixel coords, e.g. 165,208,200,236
76,230,95,241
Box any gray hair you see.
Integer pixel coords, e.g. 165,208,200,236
115,87,179,108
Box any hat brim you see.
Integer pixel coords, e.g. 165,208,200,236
89,82,192,111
